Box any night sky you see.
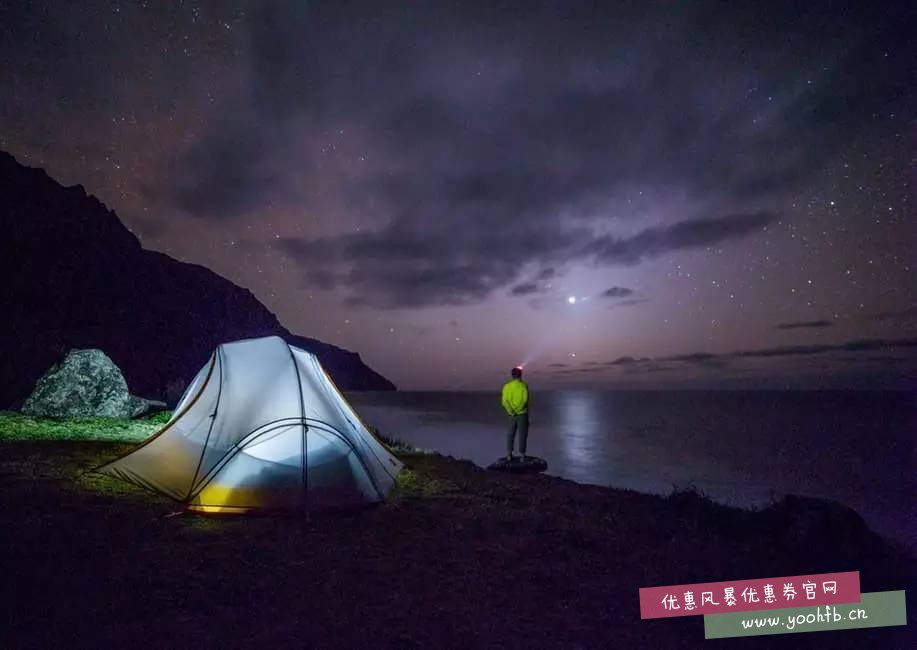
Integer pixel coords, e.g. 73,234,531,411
2,1,914,389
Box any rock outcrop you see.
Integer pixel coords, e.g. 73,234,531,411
22,348,164,418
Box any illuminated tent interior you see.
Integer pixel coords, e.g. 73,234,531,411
99,336,403,513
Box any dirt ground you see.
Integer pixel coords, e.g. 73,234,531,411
1,440,913,649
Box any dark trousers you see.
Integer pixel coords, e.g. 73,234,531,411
507,413,529,455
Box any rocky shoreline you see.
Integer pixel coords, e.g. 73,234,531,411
1,428,912,648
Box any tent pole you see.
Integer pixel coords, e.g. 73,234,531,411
287,343,309,518
185,347,224,503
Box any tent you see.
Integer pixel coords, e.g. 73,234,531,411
99,336,403,513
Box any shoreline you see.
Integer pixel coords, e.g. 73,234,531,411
348,389,916,548
1,431,913,647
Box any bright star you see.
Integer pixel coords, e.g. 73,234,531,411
567,296,577,304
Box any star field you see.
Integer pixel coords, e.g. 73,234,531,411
1,1,913,389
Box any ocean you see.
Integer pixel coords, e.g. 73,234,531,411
347,390,916,545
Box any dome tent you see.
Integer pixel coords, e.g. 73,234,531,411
99,336,402,513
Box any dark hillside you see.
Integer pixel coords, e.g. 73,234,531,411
0,150,394,408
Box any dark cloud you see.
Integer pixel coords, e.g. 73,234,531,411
658,351,732,370
618,336,917,370
865,306,917,323
731,337,917,359
609,298,650,308
245,1,317,116
621,363,680,376
600,286,635,299
510,282,543,296
280,212,774,308
552,366,605,375
660,352,720,363
581,212,776,266
547,363,568,368
532,338,917,385
603,356,639,366
832,355,911,364
775,319,833,330
551,337,917,379
161,117,285,219
510,269,557,296
278,220,589,308
149,1,906,301
1,0,912,389
645,366,679,373
280,208,774,310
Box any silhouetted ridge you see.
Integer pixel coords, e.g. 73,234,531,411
0,150,395,408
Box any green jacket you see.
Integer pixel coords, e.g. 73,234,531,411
501,378,529,416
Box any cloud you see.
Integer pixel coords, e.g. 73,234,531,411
832,355,911,364
645,365,679,373
659,352,720,363
603,356,639,366
558,336,917,378
658,351,732,369
158,112,287,219
11,0,908,316
621,362,681,376
552,366,605,374
539,336,917,380
600,286,634,299
510,282,544,296
280,211,774,308
581,212,775,266
277,220,590,308
609,298,649,308
731,337,917,359
134,1,908,304
864,306,917,323
508,267,560,297
775,319,833,330
633,336,917,369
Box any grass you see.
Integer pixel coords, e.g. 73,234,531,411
367,424,419,453
0,410,420,456
1,416,914,648
0,410,171,442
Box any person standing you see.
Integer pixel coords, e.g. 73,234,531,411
501,366,529,461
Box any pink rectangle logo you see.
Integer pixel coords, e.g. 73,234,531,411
639,571,860,618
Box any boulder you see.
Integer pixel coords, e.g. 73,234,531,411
21,349,159,419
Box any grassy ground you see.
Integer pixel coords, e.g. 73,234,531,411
0,410,170,441
1,415,913,649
